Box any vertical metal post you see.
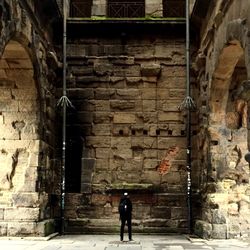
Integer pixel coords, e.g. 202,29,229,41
61,0,67,235
185,0,192,234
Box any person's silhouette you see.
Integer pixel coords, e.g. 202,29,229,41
118,192,132,241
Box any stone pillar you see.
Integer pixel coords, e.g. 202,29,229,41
145,0,163,17
92,0,106,17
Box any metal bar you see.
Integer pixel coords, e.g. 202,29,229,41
61,0,67,235
185,0,192,234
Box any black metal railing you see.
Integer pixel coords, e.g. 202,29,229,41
163,0,185,17
69,0,185,18
70,0,93,17
107,0,145,18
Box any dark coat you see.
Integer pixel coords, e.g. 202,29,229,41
118,197,132,218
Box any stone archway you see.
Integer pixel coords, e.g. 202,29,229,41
195,40,250,239
0,40,46,236
210,40,244,124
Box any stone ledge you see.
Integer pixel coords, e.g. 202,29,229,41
0,232,59,241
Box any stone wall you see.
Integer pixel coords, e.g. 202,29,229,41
63,25,194,233
193,0,250,239
0,0,60,236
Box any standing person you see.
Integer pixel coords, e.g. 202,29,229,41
119,192,132,241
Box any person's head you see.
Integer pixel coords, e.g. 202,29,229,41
123,192,128,197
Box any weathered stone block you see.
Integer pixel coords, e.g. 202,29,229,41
171,207,187,219
12,193,39,207
0,124,19,139
93,112,112,123
109,158,124,171
71,67,94,76
113,65,141,77
131,137,144,149
211,209,226,224
116,89,141,99
142,88,156,99
5,207,40,221
194,220,212,239
143,218,167,227
161,172,181,184
110,100,135,110
127,45,155,58
137,112,157,124
143,137,157,148
67,88,94,99
95,88,115,99
0,78,16,88
143,149,158,158
0,222,7,236
123,158,143,171
0,208,4,220
92,171,112,184
93,100,109,111
112,125,131,136
159,76,185,89
141,64,161,77
110,77,126,87
7,222,36,236
95,158,109,170
86,136,111,148
156,89,169,99
144,159,159,170
0,89,11,99
133,204,151,219
160,66,186,77
82,158,96,170
141,171,161,185
92,124,111,136
111,137,131,148
158,112,183,122
151,206,171,218
11,88,37,100
0,59,9,69
158,100,182,112
94,63,113,76
113,113,136,124
115,171,142,183
0,100,18,111
126,77,142,86
211,224,227,239
143,100,156,112
169,89,186,99
81,183,92,193
92,194,108,206
113,148,133,159
158,138,186,149
96,148,112,159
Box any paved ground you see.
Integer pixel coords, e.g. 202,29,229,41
0,234,250,250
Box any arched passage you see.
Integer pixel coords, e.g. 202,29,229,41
197,40,250,238
0,40,41,236
210,40,244,124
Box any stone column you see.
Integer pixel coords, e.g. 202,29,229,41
145,0,163,17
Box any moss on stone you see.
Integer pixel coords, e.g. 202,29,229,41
107,183,154,191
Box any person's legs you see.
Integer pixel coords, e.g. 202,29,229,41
127,216,132,240
120,217,125,241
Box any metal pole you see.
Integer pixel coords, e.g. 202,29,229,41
185,0,193,234
61,0,67,235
